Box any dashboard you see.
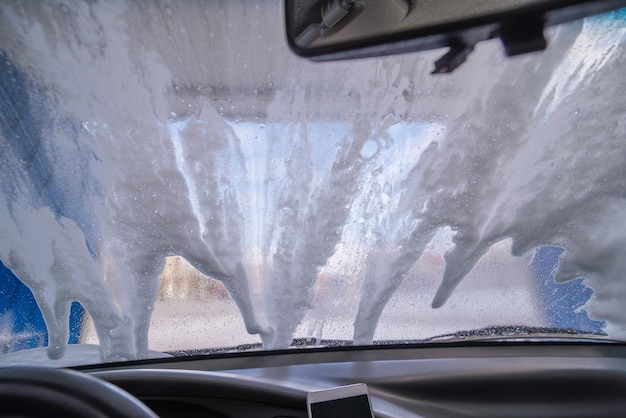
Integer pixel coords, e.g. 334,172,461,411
76,342,626,418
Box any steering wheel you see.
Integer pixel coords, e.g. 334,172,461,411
0,366,158,417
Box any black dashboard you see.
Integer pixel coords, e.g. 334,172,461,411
79,342,626,418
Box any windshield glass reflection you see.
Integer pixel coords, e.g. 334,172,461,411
0,2,624,366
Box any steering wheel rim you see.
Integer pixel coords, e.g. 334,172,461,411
0,366,158,418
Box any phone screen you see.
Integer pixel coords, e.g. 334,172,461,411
309,394,373,418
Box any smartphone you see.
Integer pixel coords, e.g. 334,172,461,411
306,383,375,418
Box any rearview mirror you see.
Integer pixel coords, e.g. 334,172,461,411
285,0,626,73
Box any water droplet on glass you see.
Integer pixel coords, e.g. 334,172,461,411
360,140,378,160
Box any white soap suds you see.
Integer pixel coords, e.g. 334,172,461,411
0,1,625,365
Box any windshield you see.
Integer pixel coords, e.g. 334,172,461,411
1,1,625,367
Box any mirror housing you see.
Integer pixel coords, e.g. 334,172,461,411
285,0,626,73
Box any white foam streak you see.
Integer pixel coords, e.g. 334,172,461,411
169,121,208,237
535,15,626,119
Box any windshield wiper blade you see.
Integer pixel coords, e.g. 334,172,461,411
166,327,614,357
420,325,609,343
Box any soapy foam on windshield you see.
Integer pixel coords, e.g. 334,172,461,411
0,1,625,362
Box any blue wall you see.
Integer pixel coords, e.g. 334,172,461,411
532,246,604,333
0,260,83,354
